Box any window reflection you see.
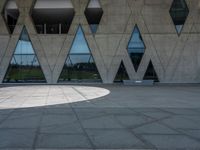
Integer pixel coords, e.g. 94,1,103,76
143,61,159,82
3,0,19,34
127,25,145,71
85,0,103,34
3,27,46,83
169,0,189,35
59,25,101,82
114,62,129,83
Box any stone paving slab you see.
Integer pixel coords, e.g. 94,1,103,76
0,128,36,149
35,134,92,149
85,129,151,149
132,122,178,134
142,134,200,149
0,85,199,149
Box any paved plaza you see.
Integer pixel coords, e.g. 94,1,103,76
0,85,200,150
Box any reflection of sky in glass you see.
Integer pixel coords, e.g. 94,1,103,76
128,26,145,53
14,40,35,55
70,26,90,54
175,25,183,34
11,55,39,66
11,28,40,66
14,28,35,55
64,25,95,67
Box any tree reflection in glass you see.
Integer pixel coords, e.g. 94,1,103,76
4,27,46,83
59,25,101,82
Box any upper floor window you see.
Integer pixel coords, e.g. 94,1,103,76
169,0,189,35
3,0,19,34
31,0,75,34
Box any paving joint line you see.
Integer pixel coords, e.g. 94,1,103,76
32,86,51,149
59,86,96,149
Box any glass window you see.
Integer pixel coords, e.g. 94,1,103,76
3,27,46,83
70,27,90,54
3,0,19,34
58,25,101,82
127,25,145,71
114,62,129,83
169,0,189,35
85,0,103,34
143,61,159,82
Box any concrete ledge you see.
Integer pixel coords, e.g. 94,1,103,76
123,80,154,86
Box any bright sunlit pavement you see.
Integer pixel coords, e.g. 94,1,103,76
0,85,110,109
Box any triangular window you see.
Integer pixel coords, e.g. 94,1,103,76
143,61,159,82
114,61,129,83
58,25,101,82
4,27,46,83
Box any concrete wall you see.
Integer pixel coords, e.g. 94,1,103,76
0,0,200,84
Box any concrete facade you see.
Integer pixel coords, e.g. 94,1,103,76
0,0,200,84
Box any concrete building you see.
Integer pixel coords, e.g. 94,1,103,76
0,0,200,84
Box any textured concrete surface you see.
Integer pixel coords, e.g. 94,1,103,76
0,85,200,149
0,0,200,84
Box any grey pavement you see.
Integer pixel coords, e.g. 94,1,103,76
0,85,200,150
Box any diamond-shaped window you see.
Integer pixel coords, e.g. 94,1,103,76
84,0,103,34
127,25,145,72
31,0,75,34
2,0,19,34
169,0,189,35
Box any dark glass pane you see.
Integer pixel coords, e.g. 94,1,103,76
46,24,59,34
169,0,189,35
85,0,103,34
127,25,145,71
59,25,101,82
3,0,19,34
143,61,159,82
114,62,129,83
3,27,46,83
129,53,143,72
